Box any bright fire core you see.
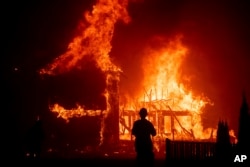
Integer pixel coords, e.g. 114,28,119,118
39,0,234,143
119,36,213,140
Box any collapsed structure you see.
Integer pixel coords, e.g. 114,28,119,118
120,102,194,141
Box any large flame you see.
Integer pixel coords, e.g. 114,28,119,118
40,0,130,75
40,0,130,145
120,36,213,140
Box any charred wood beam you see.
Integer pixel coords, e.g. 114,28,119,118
121,110,191,116
167,106,194,139
119,117,131,133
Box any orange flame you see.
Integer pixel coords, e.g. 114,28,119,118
40,0,130,75
50,103,105,123
120,36,214,140
40,0,130,145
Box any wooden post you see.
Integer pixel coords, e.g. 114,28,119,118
102,70,120,150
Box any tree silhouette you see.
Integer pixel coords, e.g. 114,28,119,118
237,92,250,155
216,121,231,144
215,120,232,163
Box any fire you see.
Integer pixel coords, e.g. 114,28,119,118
40,0,130,146
39,0,232,146
50,103,105,122
39,0,130,75
120,36,213,140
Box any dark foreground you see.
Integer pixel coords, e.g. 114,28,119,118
17,158,165,167
14,158,205,167
12,158,249,167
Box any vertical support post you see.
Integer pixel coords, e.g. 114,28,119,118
171,115,175,140
102,70,120,150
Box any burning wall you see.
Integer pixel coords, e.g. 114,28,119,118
40,0,130,148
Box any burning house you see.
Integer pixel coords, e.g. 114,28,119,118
38,0,220,155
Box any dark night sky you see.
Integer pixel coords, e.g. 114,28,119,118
2,0,250,144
